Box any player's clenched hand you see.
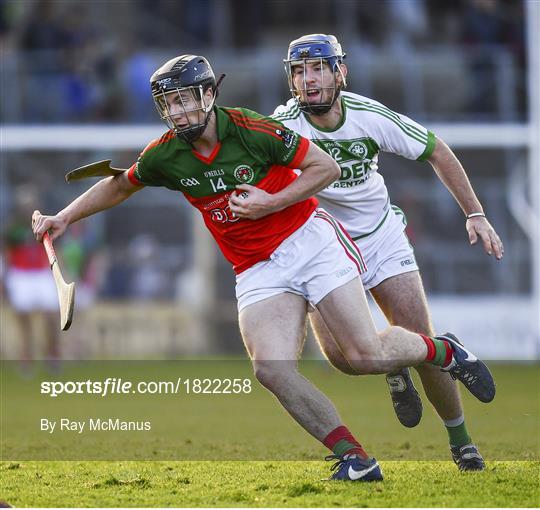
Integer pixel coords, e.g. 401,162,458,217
32,210,68,242
466,216,504,260
229,184,279,220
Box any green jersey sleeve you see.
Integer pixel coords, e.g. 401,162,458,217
128,155,158,187
127,132,176,187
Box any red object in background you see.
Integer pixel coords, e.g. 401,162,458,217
7,244,50,270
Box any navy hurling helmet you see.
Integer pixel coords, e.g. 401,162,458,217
150,55,217,143
284,34,347,115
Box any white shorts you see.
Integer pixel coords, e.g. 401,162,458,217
236,209,366,312
355,205,419,290
5,268,58,312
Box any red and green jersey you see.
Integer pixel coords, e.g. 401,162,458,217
4,220,50,270
128,106,314,273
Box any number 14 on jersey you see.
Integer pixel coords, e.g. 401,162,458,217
210,177,227,193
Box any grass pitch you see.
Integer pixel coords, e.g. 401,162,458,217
1,460,538,507
1,363,539,507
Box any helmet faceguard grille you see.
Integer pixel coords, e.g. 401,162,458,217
152,85,216,143
284,35,346,115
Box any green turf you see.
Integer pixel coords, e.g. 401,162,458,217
2,362,538,461
1,362,539,506
1,460,538,507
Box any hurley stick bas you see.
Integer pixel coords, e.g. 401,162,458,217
43,232,75,330
65,160,126,182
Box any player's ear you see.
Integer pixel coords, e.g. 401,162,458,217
204,86,215,103
336,63,347,89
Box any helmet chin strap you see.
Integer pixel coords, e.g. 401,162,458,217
299,93,339,115
177,109,214,144
177,124,207,144
298,83,342,115
215,74,226,98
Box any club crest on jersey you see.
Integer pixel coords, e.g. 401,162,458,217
233,165,254,183
275,128,295,149
349,141,368,159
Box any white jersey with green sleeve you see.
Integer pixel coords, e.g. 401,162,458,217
272,91,436,239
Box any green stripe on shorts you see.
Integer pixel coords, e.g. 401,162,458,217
315,211,366,272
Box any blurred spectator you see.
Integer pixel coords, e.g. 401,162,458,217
3,0,526,123
352,1,388,47
386,0,428,50
63,39,124,122
19,0,70,51
59,220,105,308
16,0,123,122
136,0,210,47
101,248,131,299
127,234,172,300
17,0,70,121
461,0,505,113
230,0,262,48
0,0,23,46
184,0,211,46
57,220,106,357
460,0,525,117
121,42,158,122
1,184,60,369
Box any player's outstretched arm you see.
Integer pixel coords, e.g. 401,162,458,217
229,142,339,220
428,136,504,260
32,171,143,242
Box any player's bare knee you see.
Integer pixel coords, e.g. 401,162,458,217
339,340,385,374
252,360,296,390
339,343,385,374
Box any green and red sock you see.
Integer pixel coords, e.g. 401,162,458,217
323,425,368,459
421,334,453,367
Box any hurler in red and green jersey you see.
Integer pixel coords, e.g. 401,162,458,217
128,105,313,274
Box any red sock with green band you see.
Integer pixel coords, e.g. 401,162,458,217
323,425,368,459
421,334,453,367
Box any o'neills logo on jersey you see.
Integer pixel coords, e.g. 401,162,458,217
233,165,254,183
349,141,368,159
275,128,295,148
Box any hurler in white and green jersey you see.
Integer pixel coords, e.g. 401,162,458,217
272,34,496,474
272,90,436,241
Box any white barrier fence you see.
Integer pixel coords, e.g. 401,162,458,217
1,297,537,360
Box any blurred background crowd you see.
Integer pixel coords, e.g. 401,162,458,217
0,0,536,360
0,0,527,122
